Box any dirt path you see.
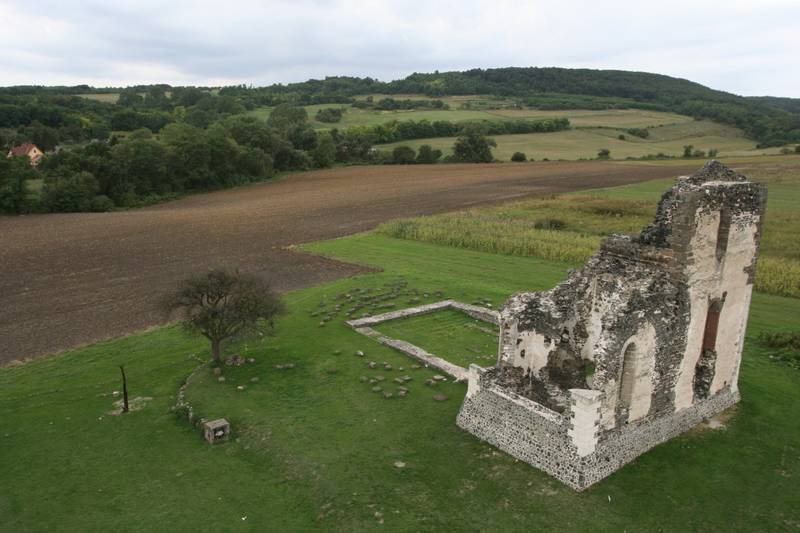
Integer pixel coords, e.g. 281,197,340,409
0,160,699,363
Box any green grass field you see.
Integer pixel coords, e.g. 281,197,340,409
2,172,799,531
379,157,800,298
247,101,698,134
378,123,772,160
372,308,498,368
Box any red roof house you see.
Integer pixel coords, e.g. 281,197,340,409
7,143,44,166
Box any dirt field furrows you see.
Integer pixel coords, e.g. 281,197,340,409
0,161,699,363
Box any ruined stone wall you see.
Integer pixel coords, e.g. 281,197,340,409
457,161,767,490
457,365,740,490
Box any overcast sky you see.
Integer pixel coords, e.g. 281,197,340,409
2,0,799,97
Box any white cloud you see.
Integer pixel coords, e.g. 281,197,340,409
0,0,798,96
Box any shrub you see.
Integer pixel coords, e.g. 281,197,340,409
90,194,115,212
315,107,344,123
392,145,416,164
618,134,626,140
597,148,610,160
534,218,566,230
757,330,800,368
416,144,442,164
511,152,527,162
625,128,649,139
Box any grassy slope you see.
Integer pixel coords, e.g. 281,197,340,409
378,157,800,298
378,125,766,161
1,231,798,532
248,98,776,159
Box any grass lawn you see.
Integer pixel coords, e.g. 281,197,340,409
372,308,499,368
2,228,799,531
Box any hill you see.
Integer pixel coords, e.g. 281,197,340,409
225,67,800,146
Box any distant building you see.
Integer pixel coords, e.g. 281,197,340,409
7,143,44,166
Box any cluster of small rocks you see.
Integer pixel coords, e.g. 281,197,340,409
224,354,257,367
274,362,295,370
361,356,424,400
471,297,494,309
310,279,446,327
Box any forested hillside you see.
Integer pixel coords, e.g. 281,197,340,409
226,68,800,147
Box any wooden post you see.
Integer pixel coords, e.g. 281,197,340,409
120,365,129,413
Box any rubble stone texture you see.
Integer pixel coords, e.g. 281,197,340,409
457,161,767,490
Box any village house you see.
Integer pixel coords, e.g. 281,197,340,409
7,142,44,166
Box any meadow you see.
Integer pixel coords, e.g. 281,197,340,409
380,156,800,298
246,95,780,160
3,163,800,530
1,229,798,531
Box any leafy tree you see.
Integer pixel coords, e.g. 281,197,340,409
452,124,496,163
416,144,442,164
312,132,337,168
267,104,316,150
315,107,344,123
795,145,800,154
683,145,694,158
41,171,100,212
0,156,35,213
597,148,611,159
392,145,416,164
162,269,285,363
511,151,527,162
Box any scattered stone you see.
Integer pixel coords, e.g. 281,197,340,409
284,363,295,369
225,355,245,366
359,376,368,383
433,394,448,402
372,386,383,393
369,378,377,384
237,385,246,391
397,387,409,397
401,375,412,383
356,350,365,357
333,349,342,355
246,357,256,364
212,367,222,376
111,390,120,397
383,363,392,371
368,361,377,369
319,322,326,327
411,364,421,370
393,377,405,384
433,375,446,381
218,376,226,382
424,379,436,387
375,375,385,382
394,461,406,468
382,392,394,400
250,377,259,383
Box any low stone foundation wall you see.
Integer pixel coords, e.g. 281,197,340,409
346,300,500,380
457,367,739,490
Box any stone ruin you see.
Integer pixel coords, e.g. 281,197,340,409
457,161,767,490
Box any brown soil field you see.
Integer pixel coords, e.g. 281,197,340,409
0,161,701,364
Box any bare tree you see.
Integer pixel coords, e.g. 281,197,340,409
163,269,284,363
